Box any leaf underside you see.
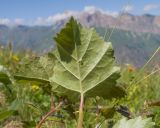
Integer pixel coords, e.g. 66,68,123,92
14,53,54,84
113,116,155,128
15,17,125,100
51,17,125,99
0,65,12,85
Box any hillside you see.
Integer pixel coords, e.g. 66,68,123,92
96,28,160,67
0,11,160,67
54,10,160,34
0,25,55,52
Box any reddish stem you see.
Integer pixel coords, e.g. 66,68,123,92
77,93,84,128
36,102,63,128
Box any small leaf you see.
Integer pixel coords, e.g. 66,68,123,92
0,65,12,85
100,106,116,119
8,99,23,110
22,121,36,128
14,53,54,84
0,110,14,121
26,102,42,116
113,116,155,128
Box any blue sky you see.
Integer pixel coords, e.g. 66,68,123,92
0,0,160,25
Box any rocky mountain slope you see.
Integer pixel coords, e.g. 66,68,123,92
0,10,160,67
54,10,160,34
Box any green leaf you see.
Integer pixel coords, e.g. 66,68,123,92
50,17,125,99
0,110,14,121
100,106,116,119
14,53,54,84
113,116,155,128
0,65,12,85
26,102,42,116
8,99,23,110
14,17,125,100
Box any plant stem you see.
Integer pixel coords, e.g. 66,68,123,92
77,93,84,128
36,102,63,128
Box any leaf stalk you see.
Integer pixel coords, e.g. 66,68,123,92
36,102,63,128
77,93,84,128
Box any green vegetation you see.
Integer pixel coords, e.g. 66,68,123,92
0,17,160,128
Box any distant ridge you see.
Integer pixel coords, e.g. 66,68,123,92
53,10,160,34
0,10,160,67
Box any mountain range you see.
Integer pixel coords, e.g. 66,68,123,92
0,9,160,67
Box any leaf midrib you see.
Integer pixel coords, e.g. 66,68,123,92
54,53,79,80
74,30,82,93
81,43,110,81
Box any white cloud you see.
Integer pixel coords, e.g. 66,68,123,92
0,18,10,25
33,6,118,25
0,18,24,26
34,17,47,25
84,6,97,14
123,5,134,12
144,4,160,11
84,6,118,17
34,11,78,25
0,6,119,26
46,11,78,23
14,18,24,25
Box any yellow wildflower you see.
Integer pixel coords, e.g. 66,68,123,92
12,55,19,61
31,84,40,91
